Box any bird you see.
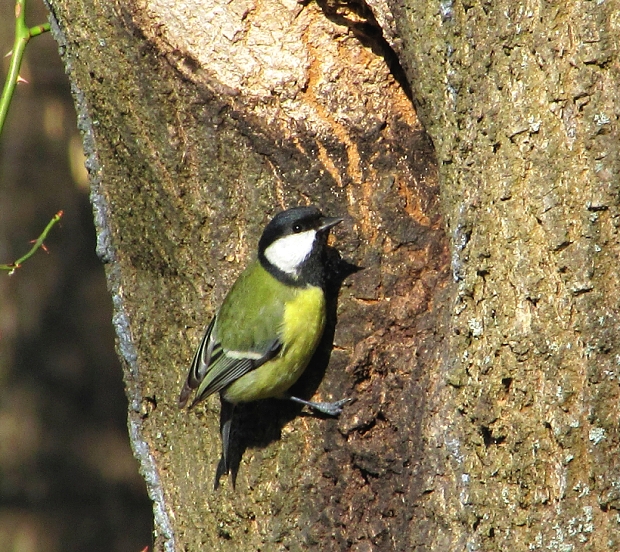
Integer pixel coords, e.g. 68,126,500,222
178,205,349,481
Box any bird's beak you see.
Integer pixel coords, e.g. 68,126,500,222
319,216,344,232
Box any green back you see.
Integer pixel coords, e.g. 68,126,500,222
215,260,297,352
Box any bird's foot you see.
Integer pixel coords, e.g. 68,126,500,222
289,396,351,416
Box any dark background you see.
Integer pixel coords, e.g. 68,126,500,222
0,1,153,550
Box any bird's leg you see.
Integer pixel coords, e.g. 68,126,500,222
288,395,350,416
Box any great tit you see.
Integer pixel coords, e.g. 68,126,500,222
179,206,348,477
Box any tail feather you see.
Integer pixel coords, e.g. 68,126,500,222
214,398,235,489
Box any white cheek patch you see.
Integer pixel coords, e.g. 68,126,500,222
264,230,316,275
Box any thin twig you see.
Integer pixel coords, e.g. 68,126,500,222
0,0,51,136
1,211,63,274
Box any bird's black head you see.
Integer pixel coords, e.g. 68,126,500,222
258,206,343,287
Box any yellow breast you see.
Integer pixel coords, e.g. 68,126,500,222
222,286,326,403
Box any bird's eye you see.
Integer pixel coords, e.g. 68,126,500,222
292,223,303,233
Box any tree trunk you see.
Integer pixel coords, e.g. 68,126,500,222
390,0,620,550
45,0,444,550
45,0,620,550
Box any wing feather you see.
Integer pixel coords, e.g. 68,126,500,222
179,314,282,408
178,262,291,409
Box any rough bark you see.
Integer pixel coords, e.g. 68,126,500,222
46,0,620,549
390,0,620,550
45,0,445,550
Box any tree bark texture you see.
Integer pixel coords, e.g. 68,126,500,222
45,0,446,550
46,0,620,550
389,0,620,550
